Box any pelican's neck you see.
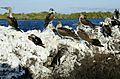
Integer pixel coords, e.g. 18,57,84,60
56,21,62,28
56,23,62,29
76,21,82,31
76,26,80,31
79,17,81,22
9,13,13,17
8,9,13,18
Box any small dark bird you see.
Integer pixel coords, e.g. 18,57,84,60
0,7,22,32
50,45,68,69
28,34,45,48
111,18,120,26
77,28,104,47
50,50,61,68
100,22,112,37
44,8,55,28
114,9,119,19
56,21,80,40
79,14,96,29
91,39,104,47
111,19,120,26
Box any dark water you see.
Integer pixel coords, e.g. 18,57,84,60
0,18,104,32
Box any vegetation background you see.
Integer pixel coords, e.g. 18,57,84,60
0,12,113,20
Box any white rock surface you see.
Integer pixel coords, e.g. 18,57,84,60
0,25,119,79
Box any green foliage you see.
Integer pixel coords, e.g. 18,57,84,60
0,12,113,20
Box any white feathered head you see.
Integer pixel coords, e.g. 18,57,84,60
48,8,56,14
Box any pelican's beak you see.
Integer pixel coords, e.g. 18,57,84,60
73,22,81,27
0,7,8,10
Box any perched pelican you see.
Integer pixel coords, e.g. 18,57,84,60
56,20,80,40
111,19,120,26
28,34,45,48
91,39,104,47
77,28,91,42
114,9,119,19
44,8,56,29
104,17,120,29
79,14,96,29
77,28,104,47
100,22,112,37
1,7,22,32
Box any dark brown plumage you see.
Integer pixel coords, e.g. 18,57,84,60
28,34,45,48
91,39,104,47
54,20,80,40
81,18,95,27
57,27,80,40
77,29,103,47
1,7,22,32
114,9,119,19
77,29,91,42
7,16,22,31
44,13,55,28
80,14,95,29
101,24,112,37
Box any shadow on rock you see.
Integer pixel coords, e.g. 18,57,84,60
0,63,33,79
53,53,120,79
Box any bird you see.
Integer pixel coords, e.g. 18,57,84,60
28,34,45,48
111,19,120,26
0,7,22,32
77,28,104,47
114,9,120,19
44,8,56,29
79,14,96,29
91,39,104,47
100,22,112,37
77,28,91,42
55,20,80,40
111,16,120,27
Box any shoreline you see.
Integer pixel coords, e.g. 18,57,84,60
0,12,112,20
0,18,104,20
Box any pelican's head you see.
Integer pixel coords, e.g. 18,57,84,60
80,14,84,19
104,17,111,25
1,7,12,11
99,22,109,26
56,20,62,28
0,7,12,17
48,8,56,14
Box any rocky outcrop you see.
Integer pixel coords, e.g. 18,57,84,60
0,25,120,79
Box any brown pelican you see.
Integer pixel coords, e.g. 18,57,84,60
56,20,80,40
44,8,56,29
28,34,45,48
79,14,96,29
111,19,120,26
77,28,104,47
77,28,91,42
114,9,119,19
1,7,22,32
100,22,112,37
